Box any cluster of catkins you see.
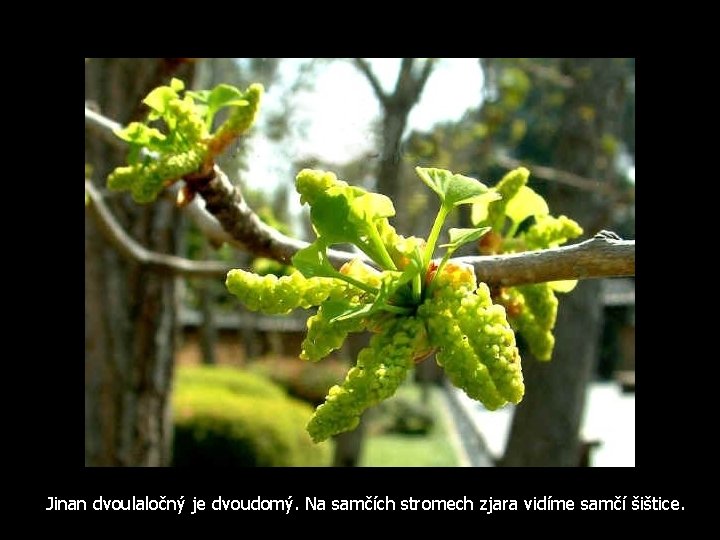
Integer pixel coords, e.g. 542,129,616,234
104,79,584,445
227,170,525,443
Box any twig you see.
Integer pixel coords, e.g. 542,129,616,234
85,180,232,278
85,105,125,150
522,62,575,88
413,58,437,102
494,154,616,196
163,183,242,249
353,58,388,107
457,234,635,287
184,166,358,266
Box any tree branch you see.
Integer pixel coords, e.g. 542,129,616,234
494,154,617,196
184,166,360,266
412,58,437,103
163,183,242,249
86,105,246,250
85,107,636,287
85,104,125,150
522,62,575,88
456,234,635,287
353,58,388,107
395,58,415,93
85,180,232,278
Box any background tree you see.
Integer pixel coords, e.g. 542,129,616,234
407,58,634,466
85,58,325,466
85,58,196,466
500,58,633,466
353,58,436,225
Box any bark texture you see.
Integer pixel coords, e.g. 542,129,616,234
85,58,194,466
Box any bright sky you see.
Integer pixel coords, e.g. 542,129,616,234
239,58,634,230
243,59,485,197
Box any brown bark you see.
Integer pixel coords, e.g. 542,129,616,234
85,58,194,466
377,107,409,204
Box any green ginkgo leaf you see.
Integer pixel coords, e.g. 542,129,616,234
415,167,498,209
297,170,397,270
505,185,549,226
440,227,492,253
143,85,179,115
291,241,336,279
548,279,578,293
205,84,250,129
471,191,505,225
349,192,396,223
113,123,167,148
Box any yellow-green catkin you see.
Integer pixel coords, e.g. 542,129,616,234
419,262,524,409
226,269,344,315
307,316,426,442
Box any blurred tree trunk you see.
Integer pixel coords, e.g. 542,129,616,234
198,240,218,365
331,332,371,467
377,104,408,204
355,58,436,228
500,58,628,466
85,58,195,466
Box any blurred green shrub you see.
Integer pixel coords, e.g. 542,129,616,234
370,396,435,436
248,356,347,406
172,365,332,466
175,365,287,399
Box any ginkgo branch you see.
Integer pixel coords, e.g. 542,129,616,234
85,107,635,286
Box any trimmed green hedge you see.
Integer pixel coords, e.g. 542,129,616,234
172,365,331,467
175,365,287,399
